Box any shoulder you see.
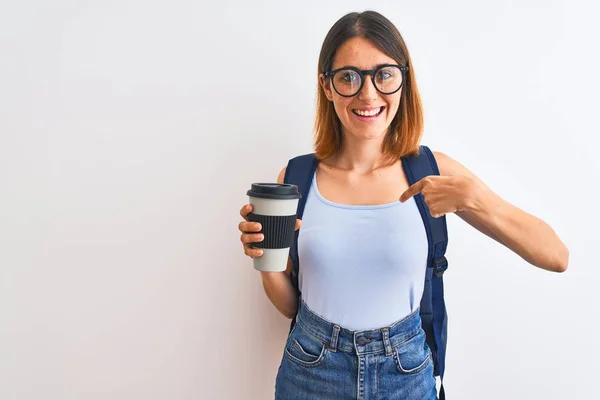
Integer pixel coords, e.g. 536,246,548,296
277,153,319,184
277,166,286,184
431,150,452,176
431,149,478,180
431,150,458,177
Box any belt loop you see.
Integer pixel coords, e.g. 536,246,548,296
382,328,393,356
329,324,340,352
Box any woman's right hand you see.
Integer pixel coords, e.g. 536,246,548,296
238,204,302,259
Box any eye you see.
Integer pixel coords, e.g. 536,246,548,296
340,72,358,82
376,70,393,80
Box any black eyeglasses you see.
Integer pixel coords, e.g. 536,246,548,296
323,64,408,97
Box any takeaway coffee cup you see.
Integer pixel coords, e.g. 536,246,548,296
246,183,302,272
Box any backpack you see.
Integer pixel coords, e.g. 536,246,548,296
283,145,449,400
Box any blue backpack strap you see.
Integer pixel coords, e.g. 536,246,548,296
283,153,318,331
401,145,449,400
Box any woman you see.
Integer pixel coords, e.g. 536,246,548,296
237,10,568,400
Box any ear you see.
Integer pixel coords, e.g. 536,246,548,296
319,74,334,102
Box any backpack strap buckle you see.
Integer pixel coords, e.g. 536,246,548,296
433,256,448,277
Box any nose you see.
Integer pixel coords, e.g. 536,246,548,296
357,75,378,101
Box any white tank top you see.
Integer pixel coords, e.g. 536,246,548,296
297,172,428,331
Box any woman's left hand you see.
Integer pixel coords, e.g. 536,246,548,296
399,175,481,218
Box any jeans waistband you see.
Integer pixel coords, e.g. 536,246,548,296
295,299,423,356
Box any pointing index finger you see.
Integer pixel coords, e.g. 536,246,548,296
400,180,424,203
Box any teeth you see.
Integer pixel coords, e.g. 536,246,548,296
354,107,382,117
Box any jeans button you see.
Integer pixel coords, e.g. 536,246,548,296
357,337,371,346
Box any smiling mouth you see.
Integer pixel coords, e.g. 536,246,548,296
352,107,384,117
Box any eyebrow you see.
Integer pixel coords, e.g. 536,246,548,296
335,63,396,70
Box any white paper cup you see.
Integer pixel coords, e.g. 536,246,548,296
246,183,301,272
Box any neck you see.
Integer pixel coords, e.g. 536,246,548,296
330,134,389,173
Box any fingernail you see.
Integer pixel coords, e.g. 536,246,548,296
259,234,264,240
257,224,262,230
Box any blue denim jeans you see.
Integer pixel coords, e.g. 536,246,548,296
275,300,437,400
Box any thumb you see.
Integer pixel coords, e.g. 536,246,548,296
294,219,302,231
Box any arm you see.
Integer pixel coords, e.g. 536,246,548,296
259,166,299,319
260,259,298,319
433,151,569,273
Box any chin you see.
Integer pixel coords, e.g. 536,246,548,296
345,122,389,140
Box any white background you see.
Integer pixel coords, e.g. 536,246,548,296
1,1,599,399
